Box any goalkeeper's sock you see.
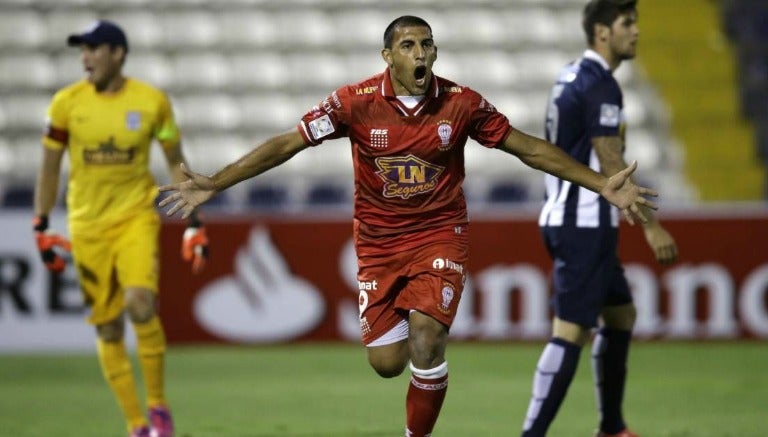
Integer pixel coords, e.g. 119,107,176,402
134,316,168,408
592,328,631,434
521,338,581,437
405,361,448,437
96,338,146,431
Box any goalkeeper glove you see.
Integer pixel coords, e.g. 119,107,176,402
33,215,71,273
182,219,208,274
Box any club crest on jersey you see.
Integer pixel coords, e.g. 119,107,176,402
125,111,141,131
437,283,455,315
436,120,453,151
375,154,444,199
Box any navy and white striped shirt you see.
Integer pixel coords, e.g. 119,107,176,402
539,50,624,229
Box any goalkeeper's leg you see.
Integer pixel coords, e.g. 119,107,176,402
127,287,174,437
96,316,148,434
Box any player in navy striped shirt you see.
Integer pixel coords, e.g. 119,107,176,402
521,1,678,436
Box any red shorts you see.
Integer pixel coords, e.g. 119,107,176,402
355,225,469,345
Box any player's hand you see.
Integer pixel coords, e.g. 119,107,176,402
182,224,209,274
643,223,678,265
600,161,658,225
33,215,71,273
158,163,216,219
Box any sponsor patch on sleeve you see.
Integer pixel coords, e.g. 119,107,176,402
307,114,335,140
599,103,620,127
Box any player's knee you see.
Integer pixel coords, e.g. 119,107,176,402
602,304,637,330
369,357,408,378
96,318,125,342
367,343,409,378
408,312,448,367
124,288,156,323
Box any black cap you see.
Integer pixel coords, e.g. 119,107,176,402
67,20,129,52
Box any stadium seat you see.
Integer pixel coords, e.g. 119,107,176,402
306,183,349,207
246,184,288,211
43,11,99,48
488,181,530,204
0,54,57,90
1,185,34,208
0,10,47,49
105,11,163,50
2,94,50,131
160,11,220,48
229,53,288,89
174,95,242,131
218,10,279,48
170,53,231,89
122,52,173,89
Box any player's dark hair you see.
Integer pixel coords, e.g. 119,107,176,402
383,15,432,49
582,0,638,45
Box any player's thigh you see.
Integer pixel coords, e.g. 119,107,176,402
71,234,123,325
395,238,468,329
114,210,160,293
545,227,619,328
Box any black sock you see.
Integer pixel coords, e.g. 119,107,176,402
521,337,582,437
592,328,631,434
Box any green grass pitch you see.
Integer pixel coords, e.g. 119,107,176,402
0,342,765,436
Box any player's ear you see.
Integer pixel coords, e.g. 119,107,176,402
381,48,393,67
596,23,609,42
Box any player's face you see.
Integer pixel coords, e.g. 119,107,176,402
382,25,437,96
608,10,639,61
79,43,123,91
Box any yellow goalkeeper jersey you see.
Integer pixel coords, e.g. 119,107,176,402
42,78,180,237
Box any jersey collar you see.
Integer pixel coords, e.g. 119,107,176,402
380,68,440,116
583,49,611,72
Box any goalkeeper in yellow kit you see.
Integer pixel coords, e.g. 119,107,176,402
33,20,208,437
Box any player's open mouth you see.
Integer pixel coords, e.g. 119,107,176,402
414,66,427,86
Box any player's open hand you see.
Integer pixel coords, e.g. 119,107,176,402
600,161,658,225
158,163,216,219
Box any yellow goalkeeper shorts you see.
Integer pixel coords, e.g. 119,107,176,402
70,209,161,325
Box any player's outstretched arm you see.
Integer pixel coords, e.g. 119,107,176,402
159,130,309,219
498,128,657,224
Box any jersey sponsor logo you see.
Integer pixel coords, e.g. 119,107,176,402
125,111,141,131
307,114,335,140
437,282,455,315
358,279,378,291
436,120,453,151
432,258,464,275
355,86,378,95
599,103,620,127
441,86,462,93
370,128,388,149
83,137,137,165
375,154,445,199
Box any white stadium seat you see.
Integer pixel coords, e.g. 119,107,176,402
0,54,57,90
0,10,47,49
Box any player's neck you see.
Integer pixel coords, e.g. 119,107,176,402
592,46,621,71
95,74,126,94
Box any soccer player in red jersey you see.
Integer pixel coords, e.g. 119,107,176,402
159,15,657,436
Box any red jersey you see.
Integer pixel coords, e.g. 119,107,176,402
297,69,512,241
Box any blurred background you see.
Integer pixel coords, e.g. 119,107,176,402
1,1,767,435
1,0,765,210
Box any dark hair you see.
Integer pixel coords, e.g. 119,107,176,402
383,15,432,49
582,0,638,45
